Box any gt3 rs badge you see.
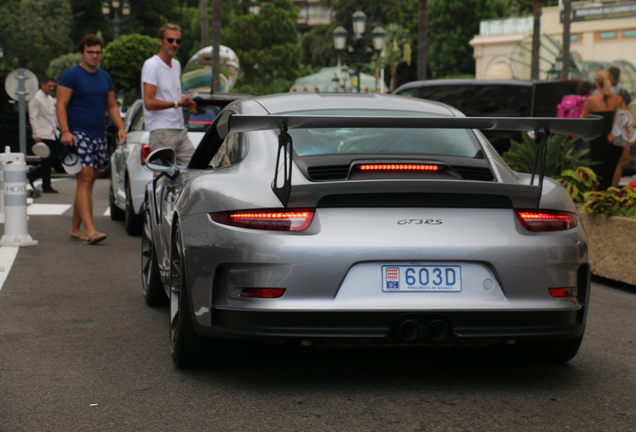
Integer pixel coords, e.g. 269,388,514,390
398,219,442,225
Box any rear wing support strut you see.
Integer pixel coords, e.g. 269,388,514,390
273,123,293,206
530,126,550,200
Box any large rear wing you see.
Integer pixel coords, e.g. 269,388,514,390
218,114,604,142
216,113,605,207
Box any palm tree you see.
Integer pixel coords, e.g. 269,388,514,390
367,52,385,93
562,0,571,79
530,0,541,79
212,0,222,92
418,0,428,80
386,42,405,92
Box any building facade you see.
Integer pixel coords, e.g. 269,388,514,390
470,1,636,90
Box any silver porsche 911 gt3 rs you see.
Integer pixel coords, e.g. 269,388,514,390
140,93,603,368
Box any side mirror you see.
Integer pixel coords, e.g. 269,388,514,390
146,147,178,177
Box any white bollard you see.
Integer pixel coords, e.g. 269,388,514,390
0,153,37,247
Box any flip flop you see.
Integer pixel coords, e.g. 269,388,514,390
83,233,107,245
68,234,87,241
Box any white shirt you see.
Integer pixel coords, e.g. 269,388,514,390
28,89,59,140
141,55,184,132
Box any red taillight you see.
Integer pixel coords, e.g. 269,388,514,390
240,288,286,298
549,287,575,298
358,164,439,171
140,144,151,166
210,209,315,231
516,210,578,231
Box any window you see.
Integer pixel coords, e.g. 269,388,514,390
183,104,223,132
596,31,617,40
414,85,532,117
210,132,246,168
623,30,636,38
131,108,145,132
286,109,482,158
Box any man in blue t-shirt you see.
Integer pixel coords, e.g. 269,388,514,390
56,34,127,245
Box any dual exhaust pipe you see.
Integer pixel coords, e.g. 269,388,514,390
396,319,451,343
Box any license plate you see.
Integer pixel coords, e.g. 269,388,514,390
382,265,462,292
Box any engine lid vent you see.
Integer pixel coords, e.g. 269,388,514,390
453,166,494,182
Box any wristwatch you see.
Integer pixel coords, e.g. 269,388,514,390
174,101,179,108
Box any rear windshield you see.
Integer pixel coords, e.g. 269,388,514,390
407,85,532,117
183,103,224,132
286,110,482,158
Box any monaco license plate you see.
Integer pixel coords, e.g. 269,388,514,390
382,265,462,292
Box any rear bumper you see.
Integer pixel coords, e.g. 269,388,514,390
200,309,585,342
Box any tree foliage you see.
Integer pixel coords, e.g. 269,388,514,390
46,53,82,81
428,0,508,78
100,34,159,94
223,0,302,94
0,0,73,75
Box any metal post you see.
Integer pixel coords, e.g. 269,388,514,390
17,69,27,155
113,9,120,40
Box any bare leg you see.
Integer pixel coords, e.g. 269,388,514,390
71,166,103,238
612,164,623,188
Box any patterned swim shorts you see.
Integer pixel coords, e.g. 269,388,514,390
73,131,109,170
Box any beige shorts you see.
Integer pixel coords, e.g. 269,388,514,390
149,129,195,168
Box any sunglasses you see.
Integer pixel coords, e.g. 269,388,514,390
165,38,182,45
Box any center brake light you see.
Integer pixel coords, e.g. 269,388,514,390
140,144,151,166
358,164,439,171
210,209,315,231
516,210,578,232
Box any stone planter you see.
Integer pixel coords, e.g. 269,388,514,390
578,212,636,285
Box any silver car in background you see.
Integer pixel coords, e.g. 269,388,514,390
109,93,248,234
140,93,602,368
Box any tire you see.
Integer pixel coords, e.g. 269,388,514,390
109,181,125,221
124,180,143,235
170,221,214,368
502,334,584,364
141,202,167,306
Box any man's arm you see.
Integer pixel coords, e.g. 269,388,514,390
106,91,127,145
28,96,43,143
143,82,197,113
55,85,76,146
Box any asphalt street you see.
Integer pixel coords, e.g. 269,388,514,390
0,176,635,431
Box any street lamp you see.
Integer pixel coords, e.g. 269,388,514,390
341,65,349,92
332,74,340,92
333,9,385,93
102,1,131,40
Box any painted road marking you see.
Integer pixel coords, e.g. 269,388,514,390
0,247,18,291
27,204,72,216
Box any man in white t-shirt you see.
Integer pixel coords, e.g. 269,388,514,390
142,23,197,167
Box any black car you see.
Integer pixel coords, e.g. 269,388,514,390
393,79,580,155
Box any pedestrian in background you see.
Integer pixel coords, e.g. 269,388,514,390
56,34,127,245
581,69,627,191
28,76,60,194
608,66,633,187
142,23,197,168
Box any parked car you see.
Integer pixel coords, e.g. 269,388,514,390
393,79,580,155
140,92,602,368
109,92,249,235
